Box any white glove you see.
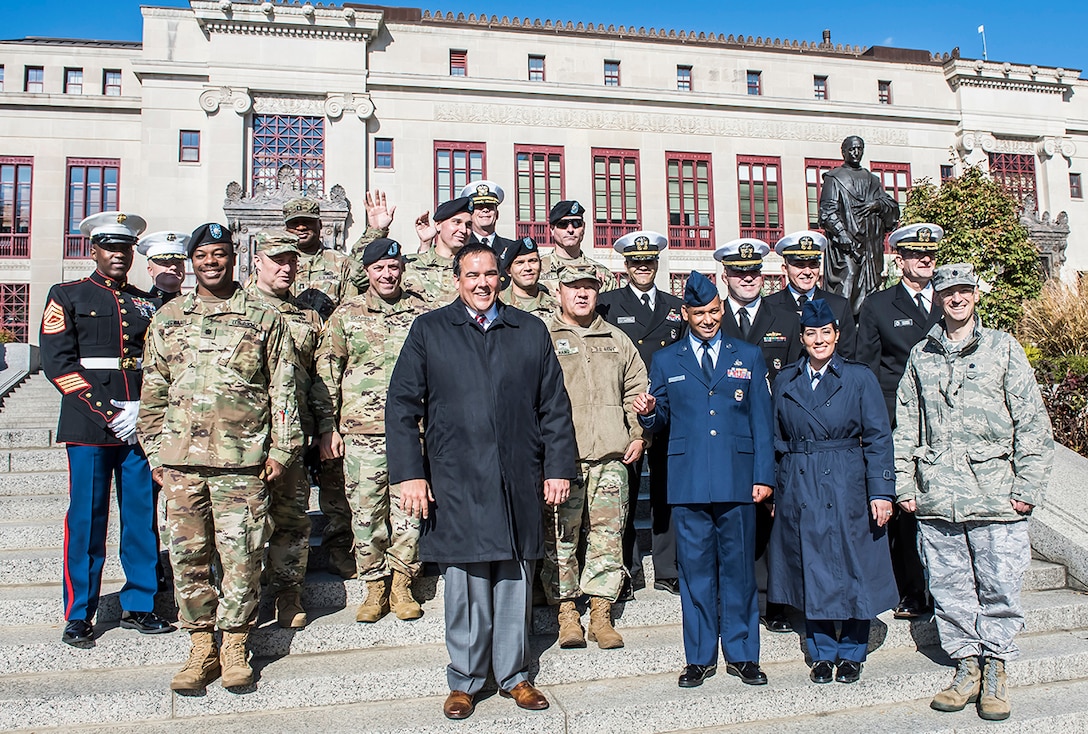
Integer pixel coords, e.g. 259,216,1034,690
109,400,140,442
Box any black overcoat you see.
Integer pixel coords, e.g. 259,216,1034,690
767,354,899,620
596,286,686,368
385,298,577,564
762,287,858,359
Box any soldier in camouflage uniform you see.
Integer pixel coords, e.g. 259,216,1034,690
246,229,331,629
314,238,429,623
500,236,558,319
408,196,473,307
894,263,1054,722
538,200,617,294
139,222,302,692
544,264,648,650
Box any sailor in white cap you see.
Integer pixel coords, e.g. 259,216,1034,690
459,180,516,257
138,231,190,305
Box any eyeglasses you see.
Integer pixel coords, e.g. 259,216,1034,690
556,219,585,230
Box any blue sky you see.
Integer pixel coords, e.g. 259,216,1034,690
3,0,1086,75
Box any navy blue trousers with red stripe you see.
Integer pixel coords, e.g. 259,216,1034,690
63,444,158,622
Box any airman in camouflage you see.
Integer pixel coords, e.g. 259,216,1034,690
538,200,617,295
139,222,301,692
407,196,473,307
500,236,559,319
315,238,428,623
893,263,1054,722
544,264,648,650
246,228,332,629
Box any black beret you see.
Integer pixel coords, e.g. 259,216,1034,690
361,238,403,268
501,237,539,271
548,200,585,225
188,222,233,257
434,196,473,222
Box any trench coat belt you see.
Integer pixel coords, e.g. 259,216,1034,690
79,357,143,371
774,437,860,454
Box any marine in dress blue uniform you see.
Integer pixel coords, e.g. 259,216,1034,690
636,272,774,688
39,211,175,647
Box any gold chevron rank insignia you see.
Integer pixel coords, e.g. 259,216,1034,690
54,372,90,395
42,300,67,335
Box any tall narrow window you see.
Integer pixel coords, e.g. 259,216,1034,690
746,70,762,96
64,68,83,95
666,152,713,249
677,65,692,92
515,145,564,241
813,75,828,100
804,158,840,229
449,50,467,77
65,158,120,258
604,61,620,87
988,153,1037,208
374,138,394,169
878,80,892,104
252,115,325,193
103,70,122,96
940,165,955,182
1071,173,1083,199
871,162,912,210
737,155,782,243
179,131,201,163
591,148,640,249
0,284,30,342
434,141,485,206
0,66,5,92
24,67,44,93
0,157,33,257
528,55,545,82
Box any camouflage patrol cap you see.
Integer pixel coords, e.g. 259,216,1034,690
283,197,321,223
255,229,301,257
557,264,601,286
931,262,981,293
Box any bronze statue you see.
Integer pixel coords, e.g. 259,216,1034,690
818,136,900,316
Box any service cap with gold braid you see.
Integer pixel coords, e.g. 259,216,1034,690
459,180,504,206
255,228,302,257
137,231,189,262
774,230,827,261
714,237,770,271
614,230,667,261
888,222,943,253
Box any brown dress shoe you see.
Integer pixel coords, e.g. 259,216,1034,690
443,690,475,720
500,681,549,710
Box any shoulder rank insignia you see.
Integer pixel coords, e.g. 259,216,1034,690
42,300,66,335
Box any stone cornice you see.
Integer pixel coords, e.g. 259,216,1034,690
944,58,1078,95
191,0,383,41
199,87,373,119
955,130,1078,161
0,93,141,112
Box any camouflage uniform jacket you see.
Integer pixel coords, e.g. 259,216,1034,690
503,286,559,320
314,287,429,436
893,318,1053,522
405,249,457,307
539,250,616,294
246,283,331,440
138,285,302,470
292,247,367,320
548,314,648,462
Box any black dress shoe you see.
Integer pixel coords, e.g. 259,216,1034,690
120,611,177,634
761,613,794,633
62,619,95,648
653,578,681,596
835,660,862,684
810,660,834,684
726,661,768,685
893,595,928,619
616,579,635,603
678,664,717,688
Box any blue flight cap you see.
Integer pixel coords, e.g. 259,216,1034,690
683,271,718,307
799,298,838,329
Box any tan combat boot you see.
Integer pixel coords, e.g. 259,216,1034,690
220,631,253,688
328,546,358,579
930,657,981,712
557,600,586,648
355,578,390,623
978,657,1011,721
170,630,220,691
587,596,624,649
389,570,423,620
275,590,308,629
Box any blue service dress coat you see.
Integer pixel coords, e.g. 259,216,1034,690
767,354,899,620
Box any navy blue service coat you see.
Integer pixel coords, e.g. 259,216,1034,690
767,354,899,620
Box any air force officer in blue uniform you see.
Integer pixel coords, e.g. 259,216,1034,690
634,271,774,688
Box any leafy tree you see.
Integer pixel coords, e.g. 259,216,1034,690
901,164,1042,331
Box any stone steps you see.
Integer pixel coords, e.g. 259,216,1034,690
3,625,1088,733
0,428,57,449
0,447,68,473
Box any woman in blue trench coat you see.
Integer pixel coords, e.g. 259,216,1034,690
768,299,899,684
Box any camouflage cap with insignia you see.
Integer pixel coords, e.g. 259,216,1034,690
888,222,943,253
557,263,601,286
614,230,667,260
283,197,321,224
931,262,986,293
255,229,301,257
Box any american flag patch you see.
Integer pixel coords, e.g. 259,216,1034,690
42,300,66,335
54,372,90,395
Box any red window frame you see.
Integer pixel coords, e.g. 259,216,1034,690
434,141,486,207
988,153,1038,209
871,162,912,210
528,55,545,82
374,138,394,169
604,61,620,87
940,165,956,183
677,65,692,92
878,80,892,104
669,271,717,297
252,114,325,194
666,151,714,249
0,157,32,258
65,158,120,258
592,148,641,249
814,75,828,100
514,144,564,241
737,155,782,243
804,158,841,229
0,283,29,342
103,69,122,96
64,68,83,95
450,50,467,77
25,66,44,93
179,130,200,163
746,71,762,96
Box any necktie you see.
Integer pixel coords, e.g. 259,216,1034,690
796,294,809,312
641,293,652,313
916,292,929,316
811,370,822,391
738,307,752,339
700,341,714,380
475,313,487,330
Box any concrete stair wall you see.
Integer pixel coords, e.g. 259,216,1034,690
3,371,1088,733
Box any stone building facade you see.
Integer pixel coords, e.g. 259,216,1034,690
1,1,1085,343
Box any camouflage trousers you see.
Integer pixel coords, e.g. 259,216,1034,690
162,467,269,631
315,453,353,552
343,434,421,581
541,459,629,604
265,458,311,595
917,517,1031,661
